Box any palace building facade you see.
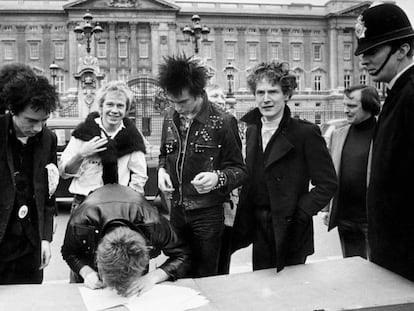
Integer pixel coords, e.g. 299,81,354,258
0,0,380,138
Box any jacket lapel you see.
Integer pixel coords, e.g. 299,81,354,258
264,134,294,169
330,125,350,174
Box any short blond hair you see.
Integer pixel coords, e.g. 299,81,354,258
95,80,135,111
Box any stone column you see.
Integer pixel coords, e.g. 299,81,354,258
168,22,177,56
213,27,224,86
67,21,78,89
302,28,312,88
42,24,53,69
129,22,138,76
108,22,117,80
150,22,159,77
281,28,290,62
237,27,246,89
328,26,338,91
16,25,26,63
259,28,268,62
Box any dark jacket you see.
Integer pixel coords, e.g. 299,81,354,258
0,113,56,244
159,94,247,210
232,106,337,270
61,184,191,281
367,65,414,281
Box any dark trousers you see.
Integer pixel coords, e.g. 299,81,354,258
0,250,42,284
338,220,369,259
253,206,306,271
217,225,232,275
170,205,224,278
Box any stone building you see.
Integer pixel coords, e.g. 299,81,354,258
0,0,382,143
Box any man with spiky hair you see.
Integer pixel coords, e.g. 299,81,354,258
157,54,247,277
0,63,58,284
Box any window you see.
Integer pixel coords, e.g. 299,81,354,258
313,75,322,91
118,69,128,82
344,44,352,60
313,44,322,61
360,73,367,85
227,28,234,33
292,44,301,61
292,29,300,34
118,40,128,58
56,74,64,94
55,26,64,31
248,43,257,60
344,73,351,89
54,42,65,60
294,73,301,90
139,41,149,58
4,42,14,60
248,28,256,33
270,28,278,34
29,26,38,32
29,42,40,60
3,25,12,32
269,44,280,61
315,102,321,107
202,43,212,60
97,41,107,58
294,102,300,107
225,43,235,60
315,112,321,125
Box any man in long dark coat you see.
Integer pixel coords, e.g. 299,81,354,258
354,3,414,281
232,62,337,271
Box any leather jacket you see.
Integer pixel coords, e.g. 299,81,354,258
159,94,247,210
61,184,191,280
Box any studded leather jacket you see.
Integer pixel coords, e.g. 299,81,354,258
159,94,247,210
61,184,191,281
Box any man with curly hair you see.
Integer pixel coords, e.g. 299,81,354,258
232,61,337,271
157,54,246,277
0,63,58,284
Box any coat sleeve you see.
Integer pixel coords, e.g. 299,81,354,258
148,216,191,280
42,131,57,242
218,115,247,194
298,124,338,216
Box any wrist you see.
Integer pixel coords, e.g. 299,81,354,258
212,170,227,190
79,265,95,279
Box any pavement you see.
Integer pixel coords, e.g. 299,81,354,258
44,206,342,284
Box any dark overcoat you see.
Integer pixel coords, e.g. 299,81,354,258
0,113,57,245
367,65,414,281
232,106,337,270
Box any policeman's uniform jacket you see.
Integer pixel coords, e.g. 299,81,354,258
61,184,191,280
159,93,247,210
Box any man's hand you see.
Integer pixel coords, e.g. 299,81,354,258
123,269,169,297
78,136,108,159
320,211,329,227
39,240,51,270
80,266,104,290
191,172,219,194
158,168,174,196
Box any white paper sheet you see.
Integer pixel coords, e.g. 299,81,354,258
79,284,209,311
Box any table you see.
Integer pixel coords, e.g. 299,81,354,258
1,257,414,311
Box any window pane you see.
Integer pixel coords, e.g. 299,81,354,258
29,42,40,60
118,40,128,58
54,42,65,60
4,42,14,60
314,45,321,60
139,41,148,58
248,44,257,60
344,44,351,60
97,41,107,58
292,44,301,61
226,44,235,60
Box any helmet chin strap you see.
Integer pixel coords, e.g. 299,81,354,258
371,48,396,76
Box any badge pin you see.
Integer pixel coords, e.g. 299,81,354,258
18,205,29,219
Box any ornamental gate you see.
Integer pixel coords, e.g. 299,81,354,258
127,76,167,152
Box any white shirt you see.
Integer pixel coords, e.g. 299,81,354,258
388,62,414,90
59,118,148,196
261,116,282,151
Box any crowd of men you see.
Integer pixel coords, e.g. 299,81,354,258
1,2,414,299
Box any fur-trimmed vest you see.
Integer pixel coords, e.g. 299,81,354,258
72,112,146,184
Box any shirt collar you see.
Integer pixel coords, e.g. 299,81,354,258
95,117,125,138
261,115,283,132
388,62,414,90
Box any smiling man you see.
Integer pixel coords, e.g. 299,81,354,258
322,85,380,259
157,54,246,277
232,61,337,272
0,63,58,284
354,3,414,281
59,82,147,200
